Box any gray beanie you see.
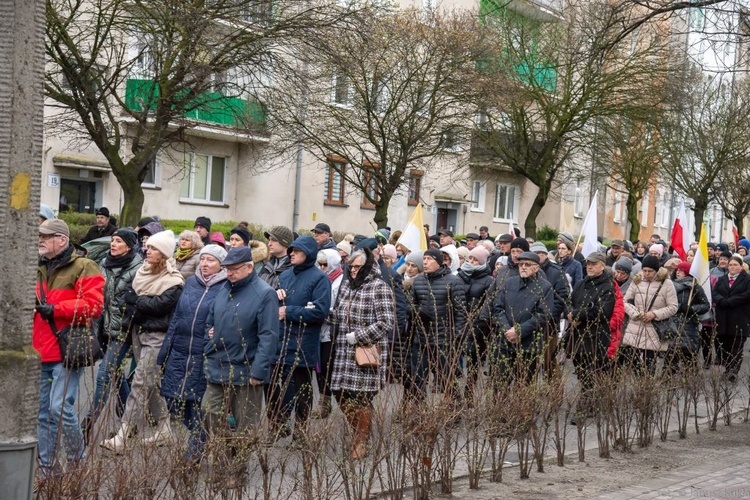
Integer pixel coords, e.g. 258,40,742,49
613,258,633,275
406,251,424,271
200,244,228,263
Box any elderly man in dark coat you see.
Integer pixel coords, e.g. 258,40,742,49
492,251,554,385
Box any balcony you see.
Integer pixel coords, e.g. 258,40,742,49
124,79,268,131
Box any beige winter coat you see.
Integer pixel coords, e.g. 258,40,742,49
622,268,678,352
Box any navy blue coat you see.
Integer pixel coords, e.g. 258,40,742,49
277,236,331,367
204,272,279,384
159,271,227,401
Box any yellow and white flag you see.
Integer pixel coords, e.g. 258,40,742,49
689,223,712,304
397,204,428,252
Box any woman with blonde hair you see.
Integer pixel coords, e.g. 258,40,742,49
174,230,203,280
102,230,184,453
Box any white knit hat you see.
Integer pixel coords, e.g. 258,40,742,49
200,244,228,263
146,230,176,259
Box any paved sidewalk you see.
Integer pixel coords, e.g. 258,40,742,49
599,447,750,499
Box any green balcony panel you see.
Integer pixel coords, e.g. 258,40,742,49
124,79,267,129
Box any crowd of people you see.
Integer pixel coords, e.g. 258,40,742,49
33,207,750,487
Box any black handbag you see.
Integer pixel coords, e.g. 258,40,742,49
39,282,103,369
646,282,678,342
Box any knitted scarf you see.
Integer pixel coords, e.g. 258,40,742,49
132,258,184,296
174,247,197,262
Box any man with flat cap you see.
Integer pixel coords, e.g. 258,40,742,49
202,246,279,482
491,251,553,385
312,223,337,251
81,207,118,244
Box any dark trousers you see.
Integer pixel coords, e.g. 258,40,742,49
165,397,205,461
700,325,716,367
715,335,748,376
405,343,460,402
617,345,658,376
266,364,314,432
316,341,334,396
663,346,699,376
491,348,540,390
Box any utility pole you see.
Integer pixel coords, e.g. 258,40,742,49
0,1,45,498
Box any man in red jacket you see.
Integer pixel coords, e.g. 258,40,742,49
34,219,104,482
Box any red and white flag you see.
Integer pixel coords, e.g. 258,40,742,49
670,200,688,261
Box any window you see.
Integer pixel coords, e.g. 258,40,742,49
493,183,518,221
641,189,650,226
179,153,226,204
331,73,352,106
129,35,155,79
470,180,486,212
361,165,379,209
408,170,423,206
324,159,347,205
141,154,160,188
441,128,458,151
613,182,623,224
573,179,584,217
371,75,390,114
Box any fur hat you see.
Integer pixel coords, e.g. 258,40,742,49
469,246,489,265
199,243,228,263
250,240,269,263
146,230,176,259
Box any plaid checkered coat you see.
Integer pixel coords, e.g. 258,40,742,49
329,267,396,392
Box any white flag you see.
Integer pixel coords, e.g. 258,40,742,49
689,224,712,305
580,191,599,258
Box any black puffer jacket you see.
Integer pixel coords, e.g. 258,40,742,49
409,265,466,346
96,252,142,343
458,264,494,335
492,273,553,353
128,285,183,334
540,259,570,318
672,276,710,350
568,269,615,361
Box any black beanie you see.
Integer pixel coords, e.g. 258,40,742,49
96,207,110,218
424,248,444,265
230,226,252,245
194,216,212,231
112,228,139,249
137,216,155,228
641,255,661,272
510,237,530,252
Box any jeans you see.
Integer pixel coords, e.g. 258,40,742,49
88,340,131,422
166,397,205,461
38,362,84,473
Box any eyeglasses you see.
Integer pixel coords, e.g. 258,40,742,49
39,233,64,240
350,264,364,271
518,262,537,268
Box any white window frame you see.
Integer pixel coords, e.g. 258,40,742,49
331,73,353,107
573,179,584,218
470,180,486,213
128,35,155,80
179,152,227,205
371,75,390,115
141,154,161,188
613,182,623,225
640,189,650,226
493,183,518,222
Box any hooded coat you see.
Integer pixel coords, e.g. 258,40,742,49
568,269,616,362
277,236,332,367
622,268,678,352
159,268,227,401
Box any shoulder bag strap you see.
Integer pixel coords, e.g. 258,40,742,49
646,281,665,312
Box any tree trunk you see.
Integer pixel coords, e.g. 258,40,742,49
626,194,641,242
373,192,391,229
523,182,550,239
112,161,146,227
692,201,707,242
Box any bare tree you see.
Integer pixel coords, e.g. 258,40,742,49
470,0,671,238
659,65,750,240
593,115,662,242
45,0,349,225
268,7,486,228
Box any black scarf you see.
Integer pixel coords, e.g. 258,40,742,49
102,247,138,269
40,245,75,276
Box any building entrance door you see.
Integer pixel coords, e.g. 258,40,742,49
59,179,96,213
